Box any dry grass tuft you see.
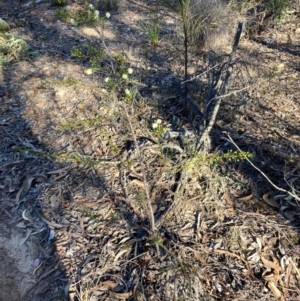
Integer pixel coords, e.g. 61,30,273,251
188,0,244,53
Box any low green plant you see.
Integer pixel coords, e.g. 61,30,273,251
0,18,10,32
41,77,78,88
56,4,101,26
55,9,70,22
288,236,300,245
123,87,136,102
71,4,100,26
15,19,26,28
103,63,135,98
184,149,253,171
71,43,106,69
13,145,105,168
264,0,290,20
52,0,67,6
140,13,160,46
82,210,102,223
113,52,126,66
60,116,103,131
151,119,168,137
0,33,27,65
70,46,85,58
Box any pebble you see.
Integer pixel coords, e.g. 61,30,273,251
26,90,35,98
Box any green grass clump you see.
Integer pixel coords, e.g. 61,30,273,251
55,9,70,22
151,119,167,137
265,0,290,20
0,18,10,32
71,44,106,69
41,77,79,88
0,33,27,65
56,4,100,26
71,4,100,26
60,116,103,131
140,13,160,46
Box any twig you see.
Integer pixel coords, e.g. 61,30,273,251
204,86,249,111
197,22,244,152
95,25,116,75
122,104,156,232
181,62,223,84
225,133,300,202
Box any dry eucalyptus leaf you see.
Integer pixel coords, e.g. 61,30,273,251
238,193,253,201
267,281,282,298
263,193,280,208
110,291,132,300
114,249,130,262
261,256,282,272
193,251,207,265
97,280,117,291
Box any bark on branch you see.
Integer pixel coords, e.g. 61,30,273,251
197,22,243,152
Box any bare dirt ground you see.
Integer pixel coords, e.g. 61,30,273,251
1,0,300,300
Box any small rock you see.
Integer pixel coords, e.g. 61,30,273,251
55,89,65,99
81,27,99,37
26,90,35,98
84,68,94,75
26,109,35,116
277,63,285,71
187,66,196,75
295,27,300,34
43,69,52,76
35,101,44,108
77,103,85,110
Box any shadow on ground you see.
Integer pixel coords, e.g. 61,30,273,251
1,0,300,300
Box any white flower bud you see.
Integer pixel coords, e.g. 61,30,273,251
94,10,99,19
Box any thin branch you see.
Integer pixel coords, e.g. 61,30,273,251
95,24,116,75
181,61,223,84
197,22,243,151
225,133,300,202
205,86,249,111
122,104,156,232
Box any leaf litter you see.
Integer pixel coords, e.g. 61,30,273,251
0,0,300,300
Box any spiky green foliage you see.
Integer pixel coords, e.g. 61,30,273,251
13,146,103,168
0,33,27,65
41,78,79,88
140,13,161,46
184,149,254,170
60,116,103,131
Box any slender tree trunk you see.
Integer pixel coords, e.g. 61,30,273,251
182,12,188,95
